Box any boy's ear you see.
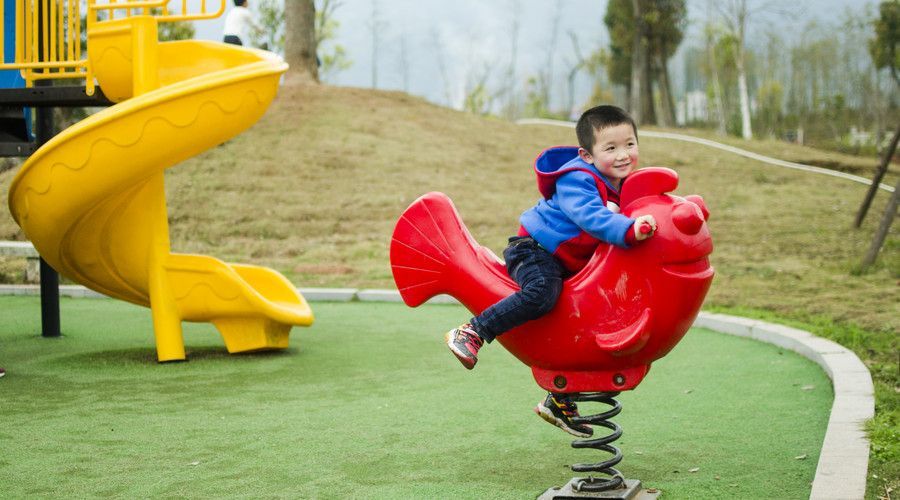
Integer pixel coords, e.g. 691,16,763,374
577,147,593,163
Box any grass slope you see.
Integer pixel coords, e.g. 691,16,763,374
0,84,896,495
0,297,831,498
0,86,895,328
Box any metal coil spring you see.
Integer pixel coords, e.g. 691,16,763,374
568,391,624,492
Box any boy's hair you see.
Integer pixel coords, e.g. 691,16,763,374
576,105,638,152
233,0,246,6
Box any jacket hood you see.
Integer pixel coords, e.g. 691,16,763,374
534,146,600,199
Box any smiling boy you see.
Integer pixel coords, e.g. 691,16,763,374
444,105,657,437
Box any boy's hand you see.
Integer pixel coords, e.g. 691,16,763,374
633,215,657,241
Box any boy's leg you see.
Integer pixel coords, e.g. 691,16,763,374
534,392,593,438
445,237,564,369
470,237,565,342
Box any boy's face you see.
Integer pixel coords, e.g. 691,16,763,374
578,123,639,186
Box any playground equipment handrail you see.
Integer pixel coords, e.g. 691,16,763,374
88,0,226,23
0,0,225,92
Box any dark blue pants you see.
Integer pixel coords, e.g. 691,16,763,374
470,236,565,343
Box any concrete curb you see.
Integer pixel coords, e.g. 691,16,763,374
0,285,873,498
694,312,873,500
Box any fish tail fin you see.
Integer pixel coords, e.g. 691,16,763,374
390,192,486,307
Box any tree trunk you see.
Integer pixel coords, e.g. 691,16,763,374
860,175,900,271
284,0,318,85
707,30,727,135
855,122,900,227
736,44,752,139
642,47,656,125
656,50,676,127
567,68,577,118
503,1,520,119
732,0,752,140
629,0,644,124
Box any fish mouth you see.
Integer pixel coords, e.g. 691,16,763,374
661,257,714,279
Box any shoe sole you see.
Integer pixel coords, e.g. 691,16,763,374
534,405,593,438
445,331,476,370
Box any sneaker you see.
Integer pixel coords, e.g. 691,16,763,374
534,393,593,438
0,367,5,378
445,323,483,369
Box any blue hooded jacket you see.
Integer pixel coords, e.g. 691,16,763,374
519,146,636,272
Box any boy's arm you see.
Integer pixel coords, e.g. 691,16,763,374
556,172,636,248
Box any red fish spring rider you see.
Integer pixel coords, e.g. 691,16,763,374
391,165,713,498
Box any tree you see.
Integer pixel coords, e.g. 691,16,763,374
645,0,686,127
753,29,786,138
255,0,285,53
629,0,647,124
463,69,494,116
528,3,563,116
583,48,614,107
429,27,453,106
869,0,900,85
715,0,754,139
524,76,550,118
604,0,634,97
605,0,649,122
368,0,386,88
754,80,783,138
860,175,899,271
564,32,589,116
254,0,349,82
284,0,318,84
316,0,351,81
499,0,522,119
855,123,900,227
704,20,729,135
544,4,564,113
857,2,900,229
606,0,685,126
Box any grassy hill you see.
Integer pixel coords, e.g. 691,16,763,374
4,85,894,327
0,84,897,496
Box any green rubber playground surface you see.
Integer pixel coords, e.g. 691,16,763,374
0,297,832,498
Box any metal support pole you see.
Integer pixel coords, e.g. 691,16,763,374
34,0,60,337
34,88,60,337
39,257,60,337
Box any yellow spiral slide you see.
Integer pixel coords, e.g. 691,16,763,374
7,16,313,361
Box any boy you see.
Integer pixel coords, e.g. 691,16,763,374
445,105,657,438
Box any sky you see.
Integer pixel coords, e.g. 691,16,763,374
190,0,880,111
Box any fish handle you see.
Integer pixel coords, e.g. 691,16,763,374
638,222,653,235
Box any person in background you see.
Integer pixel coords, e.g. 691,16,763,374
222,0,262,47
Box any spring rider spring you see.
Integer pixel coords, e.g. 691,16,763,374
390,166,714,498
